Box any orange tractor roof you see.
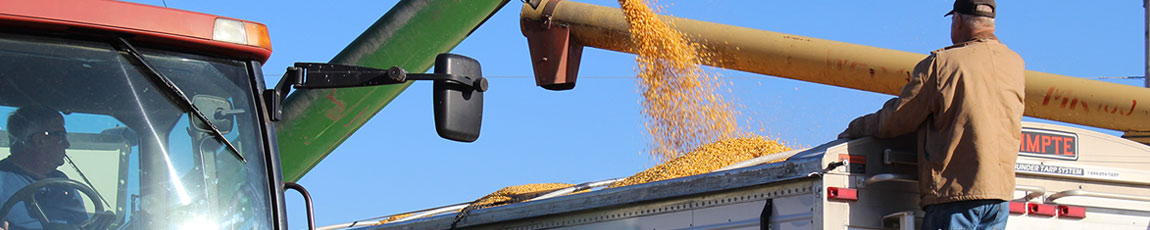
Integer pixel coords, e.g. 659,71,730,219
0,0,272,63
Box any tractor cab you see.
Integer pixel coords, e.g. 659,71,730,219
0,0,489,228
0,32,275,229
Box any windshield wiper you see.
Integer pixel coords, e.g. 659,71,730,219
112,37,246,163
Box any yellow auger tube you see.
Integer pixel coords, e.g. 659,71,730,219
521,0,1150,137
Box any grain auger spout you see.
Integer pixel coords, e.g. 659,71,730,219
520,0,1150,143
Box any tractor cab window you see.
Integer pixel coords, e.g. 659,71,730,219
0,32,273,229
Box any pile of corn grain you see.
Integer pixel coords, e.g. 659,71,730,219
382,183,573,226
448,183,574,226
609,137,790,188
375,213,413,225
464,183,573,208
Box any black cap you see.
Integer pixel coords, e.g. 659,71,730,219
945,0,995,18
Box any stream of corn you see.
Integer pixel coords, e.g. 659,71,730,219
379,0,793,225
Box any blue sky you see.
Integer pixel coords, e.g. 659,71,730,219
131,0,1148,228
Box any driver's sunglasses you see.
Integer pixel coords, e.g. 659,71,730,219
42,131,67,139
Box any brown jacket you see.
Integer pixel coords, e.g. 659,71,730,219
841,38,1025,207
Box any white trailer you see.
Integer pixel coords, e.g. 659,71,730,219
351,121,1150,230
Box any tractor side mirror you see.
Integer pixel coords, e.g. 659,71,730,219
264,53,487,142
432,54,483,142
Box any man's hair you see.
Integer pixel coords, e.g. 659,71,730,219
7,105,63,153
959,5,995,31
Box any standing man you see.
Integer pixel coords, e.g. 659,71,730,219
1,105,87,229
838,0,1025,229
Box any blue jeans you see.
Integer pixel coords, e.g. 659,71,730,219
921,199,1009,230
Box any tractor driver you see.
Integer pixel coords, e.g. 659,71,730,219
838,0,1025,229
0,105,87,229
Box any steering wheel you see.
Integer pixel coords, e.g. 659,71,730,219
0,178,106,230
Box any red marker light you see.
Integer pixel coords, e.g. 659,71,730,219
1028,203,1057,216
827,187,858,201
1008,202,1027,214
1058,205,1086,219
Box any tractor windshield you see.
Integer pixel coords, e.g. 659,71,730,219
0,32,273,229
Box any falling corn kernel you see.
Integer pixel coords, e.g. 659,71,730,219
612,0,793,187
619,0,743,162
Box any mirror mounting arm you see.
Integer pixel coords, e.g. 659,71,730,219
264,63,488,121
405,73,489,93
263,66,302,122
291,63,405,89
